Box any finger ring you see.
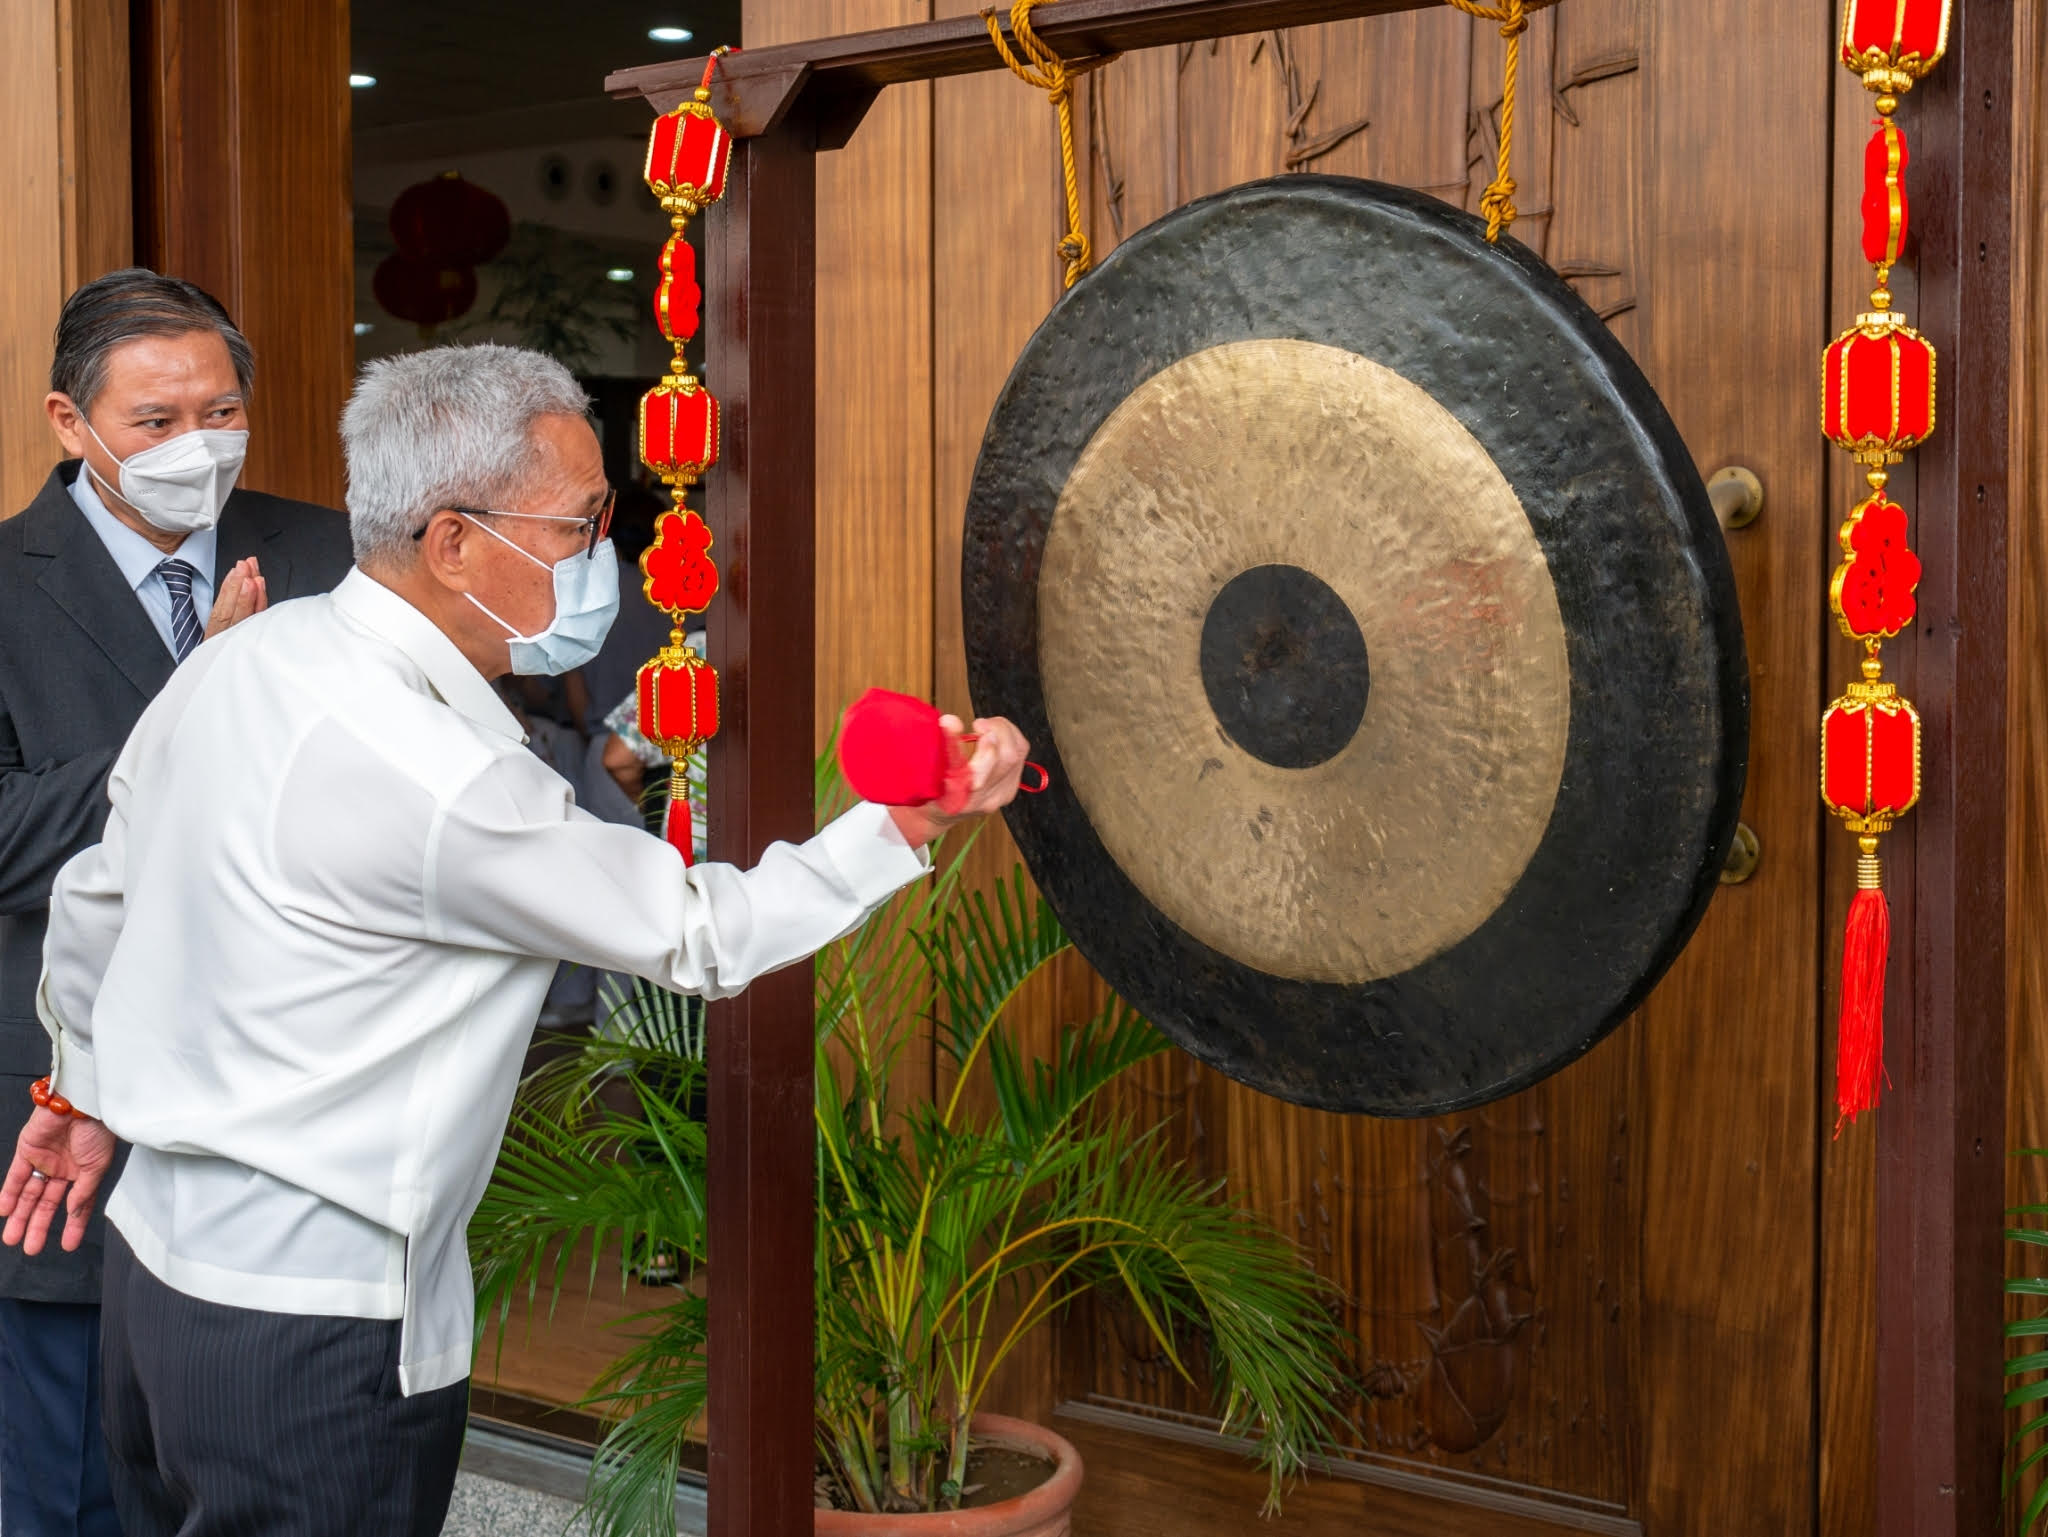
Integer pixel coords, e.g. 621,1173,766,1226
26,1170,48,1182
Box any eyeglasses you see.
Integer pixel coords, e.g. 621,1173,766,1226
411,487,616,559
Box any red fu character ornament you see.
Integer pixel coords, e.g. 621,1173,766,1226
635,48,735,863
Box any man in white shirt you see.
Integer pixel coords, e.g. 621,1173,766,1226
0,342,1027,1536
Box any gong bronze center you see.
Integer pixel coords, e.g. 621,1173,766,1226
1038,338,1572,985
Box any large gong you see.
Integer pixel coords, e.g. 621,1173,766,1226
961,175,1748,1116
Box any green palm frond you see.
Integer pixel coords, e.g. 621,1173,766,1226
2008,1150,2048,1528
470,750,1352,1532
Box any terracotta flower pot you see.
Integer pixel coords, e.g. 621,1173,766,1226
814,1414,1084,1537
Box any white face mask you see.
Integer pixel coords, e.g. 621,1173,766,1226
84,418,248,535
462,514,621,676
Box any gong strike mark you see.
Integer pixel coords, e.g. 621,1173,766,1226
1200,563,1370,770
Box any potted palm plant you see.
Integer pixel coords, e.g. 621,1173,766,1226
471,768,1350,1536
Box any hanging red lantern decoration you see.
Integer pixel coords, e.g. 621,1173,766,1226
1821,0,1949,1128
635,49,736,864
371,255,478,330
1840,0,1953,106
639,374,720,485
1821,664,1923,1124
1822,311,1936,467
388,171,513,267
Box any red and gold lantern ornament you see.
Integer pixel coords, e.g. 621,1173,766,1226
1822,307,1936,472
1820,0,1948,1127
635,48,736,864
1821,656,1922,1125
1840,0,1952,111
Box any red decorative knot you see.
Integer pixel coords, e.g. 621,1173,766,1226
1840,0,1952,101
654,236,702,344
1822,682,1922,829
638,642,720,755
641,509,720,614
1823,312,1936,464
1830,494,1922,642
645,93,733,224
639,375,720,486
1859,120,1908,272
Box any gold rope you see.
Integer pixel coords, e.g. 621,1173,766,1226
984,0,1092,287
1443,0,1528,242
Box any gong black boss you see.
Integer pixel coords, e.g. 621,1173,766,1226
961,176,1748,1116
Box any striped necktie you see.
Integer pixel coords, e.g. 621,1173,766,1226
156,558,203,662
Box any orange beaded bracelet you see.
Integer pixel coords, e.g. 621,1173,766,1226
29,1077,83,1119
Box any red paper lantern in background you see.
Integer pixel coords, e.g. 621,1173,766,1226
371,256,478,329
1823,313,1936,464
389,171,512,267
640,375,720,485
1840,0,1952,98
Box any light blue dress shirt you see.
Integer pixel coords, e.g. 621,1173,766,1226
68,466,217,659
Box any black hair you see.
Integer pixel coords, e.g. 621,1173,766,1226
50,268,255,415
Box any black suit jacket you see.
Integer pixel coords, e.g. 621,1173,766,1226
0,461,353,1301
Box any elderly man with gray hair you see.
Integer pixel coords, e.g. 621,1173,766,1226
0,343,1030,1536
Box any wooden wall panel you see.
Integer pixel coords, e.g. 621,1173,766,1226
1636,1,1831,1532
0,0,132,518
133,0,351,510
2006,1,2047,1529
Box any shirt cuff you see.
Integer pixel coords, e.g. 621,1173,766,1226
35,974,101,1120
816,801,932,909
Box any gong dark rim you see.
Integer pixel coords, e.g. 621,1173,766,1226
962,174,1749,1116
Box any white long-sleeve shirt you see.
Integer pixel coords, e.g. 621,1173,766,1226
39,568,927,1392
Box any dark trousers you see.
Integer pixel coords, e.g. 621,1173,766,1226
0,1296,122,1536
100,1227,469,1537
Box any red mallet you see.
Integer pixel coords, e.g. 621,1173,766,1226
838,689,1048,813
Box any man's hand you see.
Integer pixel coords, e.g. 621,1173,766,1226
0,1108,117,1255
888,715,1030,848
204,556,268,639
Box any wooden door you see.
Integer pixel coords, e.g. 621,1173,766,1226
1026,9,1840,1534
774,0,1846,1528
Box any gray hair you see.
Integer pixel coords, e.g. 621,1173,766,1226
341,343,591,568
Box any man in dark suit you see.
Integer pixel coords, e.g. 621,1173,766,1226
0,269,352,1535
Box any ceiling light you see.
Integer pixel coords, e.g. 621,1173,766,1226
353,322,374,336
606,268,636,283
349,73,376,88
648,26,693,43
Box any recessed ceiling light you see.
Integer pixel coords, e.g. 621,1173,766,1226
648,26,693,43
605,268,636,283
353,322,374,336
349,73,376,88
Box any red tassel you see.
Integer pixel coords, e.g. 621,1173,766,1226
665,761,694,866
1835,839,1890,1129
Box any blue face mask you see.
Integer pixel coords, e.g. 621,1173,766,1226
463,515,620,676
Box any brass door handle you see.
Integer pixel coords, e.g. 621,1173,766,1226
1709,466,1764,530
1720,821,1761,884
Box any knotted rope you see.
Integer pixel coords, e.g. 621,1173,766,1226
984,0,1093,287
1443,0,1527,242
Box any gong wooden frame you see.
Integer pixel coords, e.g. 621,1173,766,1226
603,2,2014,1532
